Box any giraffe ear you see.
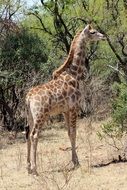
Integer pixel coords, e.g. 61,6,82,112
84,24,92,32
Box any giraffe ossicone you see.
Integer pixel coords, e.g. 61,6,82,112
26,24,105,175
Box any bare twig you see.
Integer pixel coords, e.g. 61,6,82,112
108,64,125,76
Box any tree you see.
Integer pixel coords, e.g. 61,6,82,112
0,28,48,130
1,0,127,131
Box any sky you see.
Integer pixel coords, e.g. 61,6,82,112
26,0,41,7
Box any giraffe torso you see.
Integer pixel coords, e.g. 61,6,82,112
26,73,81,122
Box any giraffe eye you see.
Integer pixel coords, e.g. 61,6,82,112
90,31,96,34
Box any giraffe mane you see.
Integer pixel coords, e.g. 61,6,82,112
53,30,82,79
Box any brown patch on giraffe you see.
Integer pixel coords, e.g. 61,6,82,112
58,95,64,101
48,105,51,110
78,67,82,74
48,90,52,95
68,79,76,87
75,91,81,100
54,83,59,88
80,44,84,49
41,96,45,102
35,87,40,91
71,94,76,102
65,75,71,81
53,88,57,92
32,129,36,136
40,108,44,112
77,52,82,57
68,87,74,96
71,65,78,71
27,92,33,97
62,71,67,76
70,70,77,76
59,100,65,106
76,82,79,88
44,96,48,102
62,89,67,97
69,106,75,111
42,85,46,90
38,90,43,95
45,85,50,89
57,80,63,85
36,85,44,92
59,75,65,80
75,57,80,63
41,118,44,123
64,82,68,90
29,89,35,94
49,98,52,105
57,89,61,94
36,119,41,124
82,50,86,57
44,108,49,113
59,104,64,109
81,58,85,65
49,84,54,89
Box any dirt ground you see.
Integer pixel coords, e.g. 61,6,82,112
0,119,127,190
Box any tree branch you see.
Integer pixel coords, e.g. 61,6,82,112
28,12,53,35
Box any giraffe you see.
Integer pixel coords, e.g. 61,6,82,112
26,24,105,175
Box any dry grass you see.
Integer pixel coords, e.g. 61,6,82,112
0,119,127,190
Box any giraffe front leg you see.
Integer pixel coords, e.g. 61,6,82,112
63,112,69,130
27,136,32,174
30,125,40,175
69,110,79,167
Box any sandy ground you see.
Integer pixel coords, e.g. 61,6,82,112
0,119,127,190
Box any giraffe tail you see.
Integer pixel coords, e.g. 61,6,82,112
25,99,33,140
25,124,30,140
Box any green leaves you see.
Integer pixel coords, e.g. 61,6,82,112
0,28,48,87
99,82,127,143
112,82,127,125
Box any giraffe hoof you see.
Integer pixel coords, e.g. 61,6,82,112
72,163,80,170
28,169,32,174
73,160,80,168
27,166,32,174
31,169,39,176
75,162,80,168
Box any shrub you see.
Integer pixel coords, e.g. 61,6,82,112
98,82,127,152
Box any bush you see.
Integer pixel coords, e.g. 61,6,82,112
98,81,127,152
112,82,127,132
0,28,49,130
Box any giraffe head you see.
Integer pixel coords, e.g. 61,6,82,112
83,24,106,42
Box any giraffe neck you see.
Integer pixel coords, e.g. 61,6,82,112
68,33,87,80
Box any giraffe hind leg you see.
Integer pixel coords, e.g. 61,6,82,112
69,110,79,167
27,131,32,174
30,124,40,175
